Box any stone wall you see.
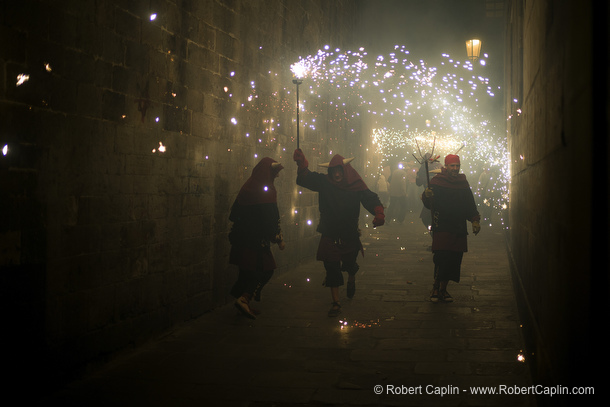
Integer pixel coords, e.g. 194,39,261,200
504,0,606,393
0,0,361,382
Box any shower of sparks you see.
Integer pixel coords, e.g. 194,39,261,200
284,45,509,221
15,37,507,223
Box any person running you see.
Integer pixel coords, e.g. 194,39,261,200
293,149,385,317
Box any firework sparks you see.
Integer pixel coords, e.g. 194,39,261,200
16,74,30,86
231,45,508,225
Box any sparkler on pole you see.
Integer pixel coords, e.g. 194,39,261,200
454,142,465,155
415,136,439,187
413,136,441,227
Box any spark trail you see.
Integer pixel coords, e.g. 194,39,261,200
290,45,509,224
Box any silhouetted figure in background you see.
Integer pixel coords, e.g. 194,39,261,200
422,154,480,303
229,157,285,319
387,163,408,223
405,164,418,212
294,149,385,317
376,171,389,208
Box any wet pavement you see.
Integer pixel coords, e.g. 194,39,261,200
38,210,536,406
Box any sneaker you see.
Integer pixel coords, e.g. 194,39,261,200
248,305,261,316
346,281,355,299
235,295,257,319
439,290,453,302
328,302,341,317
430,287,440,303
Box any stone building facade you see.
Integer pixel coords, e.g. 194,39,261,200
1,0,361,381
504,0,606,394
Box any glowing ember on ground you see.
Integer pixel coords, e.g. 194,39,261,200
339,318,382,329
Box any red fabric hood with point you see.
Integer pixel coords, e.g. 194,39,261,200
236,157,283,205
327,154,368,192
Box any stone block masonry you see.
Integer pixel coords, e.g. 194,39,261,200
504,0,605,392
0,0,361,384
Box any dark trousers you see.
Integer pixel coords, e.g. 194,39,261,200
230,252,274,299
389,195,407,222
433,250,464,283
323,250,359,287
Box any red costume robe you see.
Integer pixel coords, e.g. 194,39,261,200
422,168,480,253
229,157,283,271
296,154,383,262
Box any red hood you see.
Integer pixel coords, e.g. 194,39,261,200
327,154,368,192
236,157,283,205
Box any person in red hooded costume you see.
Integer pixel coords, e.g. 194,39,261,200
229,157,285,319
294,149,385,317
422,154,481,303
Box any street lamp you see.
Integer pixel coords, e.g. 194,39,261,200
292,78,303,149
465,39,482,62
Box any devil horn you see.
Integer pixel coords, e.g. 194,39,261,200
318,157,354,168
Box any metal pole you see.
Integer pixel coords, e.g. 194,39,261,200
293,79,302,149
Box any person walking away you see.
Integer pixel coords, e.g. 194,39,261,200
229,157,285,319
376,171,389,208
422,154,480,302
388,163,408,223
293,149,385,317
406,164,418,213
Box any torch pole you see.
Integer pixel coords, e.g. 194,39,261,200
293,79,302,149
